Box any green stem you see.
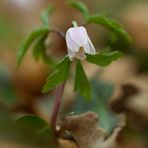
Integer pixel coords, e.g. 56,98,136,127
72,21,78,27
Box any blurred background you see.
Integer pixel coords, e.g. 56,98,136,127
0,0,148,147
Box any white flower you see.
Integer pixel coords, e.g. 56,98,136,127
66,26,96,60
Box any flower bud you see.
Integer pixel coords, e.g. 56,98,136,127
66,26,96,60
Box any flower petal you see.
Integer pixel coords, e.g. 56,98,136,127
87,36,96,55
66,25,96,61
68,27,88,46
66,30,79,52
83,42,91,54
67,48,75,61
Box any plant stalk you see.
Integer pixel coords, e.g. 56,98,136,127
50,82,65,133
50,28,65,40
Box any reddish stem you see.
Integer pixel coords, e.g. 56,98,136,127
50,28,65,40
50,82,65,132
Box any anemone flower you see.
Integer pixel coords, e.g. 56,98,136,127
66,26,96,60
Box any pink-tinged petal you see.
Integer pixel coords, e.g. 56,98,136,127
87,36,96,55
68,26,88,46
65,24,96,61
66,30,79,52
67,48,75,61
83,42,91,54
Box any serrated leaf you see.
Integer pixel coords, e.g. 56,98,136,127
42,56,71,92
40,5,55,27
68,0,89,19
16,27,49,67
86,15,132,43
86,48,123,66
74,60,91,100
32,34,54,65
72,79,117,132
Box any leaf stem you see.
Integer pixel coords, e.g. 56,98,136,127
50,82,66,133
49,28,65,40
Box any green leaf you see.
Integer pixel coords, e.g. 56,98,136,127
16,115,51,139
40,5,55,27
16,115,49,132
74,60,91,100
42,56,71,92
86,48,123,67
68,0,89,19
0,68,17,107
86,15,132,43
72,79,117,132
32,34,54,65
0,108,55,147
16,27,49,67
32,34,47,60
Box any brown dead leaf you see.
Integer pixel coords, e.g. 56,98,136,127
58,111,122,148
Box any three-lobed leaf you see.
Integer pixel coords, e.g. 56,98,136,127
42,56,71,93
74,60,91,100
86,15,132,43
16,27,49,67
86,48,123,66
68,0,89,19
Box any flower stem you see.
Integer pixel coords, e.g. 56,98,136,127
49,28,65,40
50,82,66,133
72,21,78,27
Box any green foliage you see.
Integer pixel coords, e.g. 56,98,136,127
16,27,49,67
74,60,91,100
16,115,51,139
68,1,131,43
72,79,117,132
16,5,56,67
86,15,132,43
42,56,71,92
68,0,89,19
32,34,47,60
0,67,17,107
40,5,55,28
32,34,54,65
86,48,123,66
16,115,49,133
0,104,54,148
